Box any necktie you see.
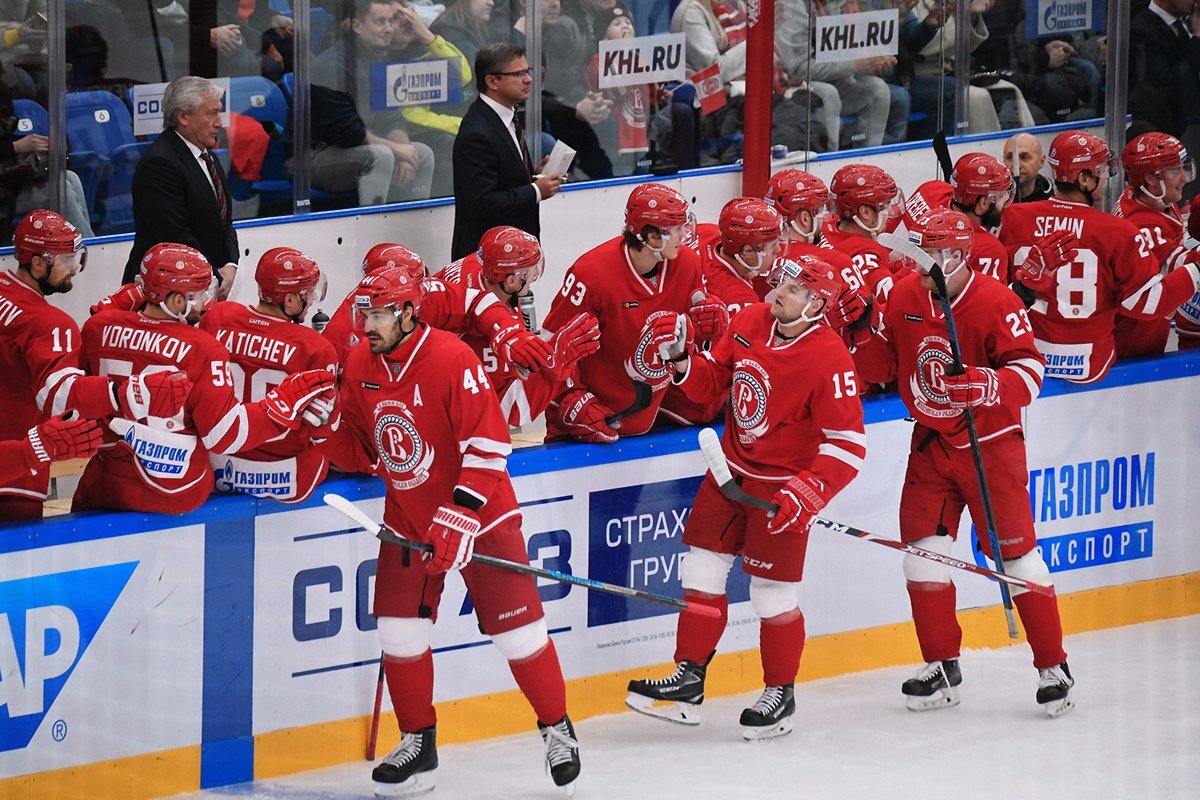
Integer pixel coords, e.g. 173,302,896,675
1175,17,1190,41
513,108,531,178
201,151,229,227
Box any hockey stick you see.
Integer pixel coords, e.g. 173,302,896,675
696,430,1052,597
933,130,954,183
366,657,385,761
605,380,653,428
323,494,721,617
925,265,1021,638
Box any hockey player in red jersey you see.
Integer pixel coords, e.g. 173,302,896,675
949,153,1015,282
626,254,865,739
543,183,725,442
1112,133,1199,355
852,209,1074,717
821,163,907,300
1000,131,1200,384
323,242,553,373
198,247,339,502
765,170,870,337
74,243,336,514
0,210,187,521
435,226,600,427
325,268,580,796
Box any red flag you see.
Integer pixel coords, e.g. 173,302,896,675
690,64,726,115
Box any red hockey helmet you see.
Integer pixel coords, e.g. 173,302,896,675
719,197,784,250
625,183,691,234
352,265,425,324
764,169,831,221
902,180,954,228
767,254,841,322
830,164,904,231
477,226,544,285
255,247,327,305
138,243,218,317
907,208,975,275
361,243,426,280
1122,132,1196,189
13,209,86,271
1047,131,1116,184
951,152,1015,208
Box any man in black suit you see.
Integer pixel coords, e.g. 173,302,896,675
451,43,564,261
1130,0,1200,196
123,76,239,295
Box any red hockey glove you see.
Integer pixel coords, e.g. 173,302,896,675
114,369,192,427
1014,230,1077,296
768,472,829,535
262,369,337,430
493,322,554,372
1164,245,1200,289
91,282,146,315
23,413,103,469
552,388,619,443
549,312,601,369
943,366,1001,410
425,505,481,574
646,312,694,364
687,291,730,341
826,284,870,332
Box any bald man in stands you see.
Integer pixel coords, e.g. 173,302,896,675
1004,133,1053,203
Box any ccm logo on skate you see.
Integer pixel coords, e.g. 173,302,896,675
743,557,775,571
0,562,138,752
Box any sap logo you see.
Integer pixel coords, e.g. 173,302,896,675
0,562,138,752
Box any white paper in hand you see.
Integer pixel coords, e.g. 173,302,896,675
543,139,576,178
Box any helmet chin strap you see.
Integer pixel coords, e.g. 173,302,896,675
1137,178,1168,208
160,298,193,323
854,210,888,235
734,250,766,276
790,217,817,242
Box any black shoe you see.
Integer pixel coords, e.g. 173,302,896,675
625,660,709,725
1037,661,1075,718
372,726,437,797
739,683,796,740
901,660,962,711
538,714,581,790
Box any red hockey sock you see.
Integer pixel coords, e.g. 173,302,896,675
383,650,437,732
759,608,806,687
1013,590,1068,669
673,591,728,665
907,581,962,663
508,640,568,725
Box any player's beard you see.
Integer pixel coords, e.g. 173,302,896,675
38,274,70,296
980,204,1003,229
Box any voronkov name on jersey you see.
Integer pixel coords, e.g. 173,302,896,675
101,324,194,360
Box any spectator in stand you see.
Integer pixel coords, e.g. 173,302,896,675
432,0,495,69
298,0,436,206
1003,132,1053,202
911,0,994,130
519,0,588,104
388,0,471,196
890,0,957,141
1129,0,1200,201
1,0,46,99
121,76,239,292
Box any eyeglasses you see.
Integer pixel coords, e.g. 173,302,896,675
493,68,533,78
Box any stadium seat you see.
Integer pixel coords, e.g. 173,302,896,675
66,90,136,158
13,99,47,136
100,142,151,234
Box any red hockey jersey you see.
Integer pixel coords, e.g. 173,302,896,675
853,270,1045,449
0,271,115,501
543,236,707,436
77,310,289,510
819,220,903,299
679,304,865,494
1000,197,1198,382
1112,188,1197,354
198,302,339,502
326,324,519,540
971,226,1010,282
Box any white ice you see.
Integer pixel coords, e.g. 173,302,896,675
171,616,1200,800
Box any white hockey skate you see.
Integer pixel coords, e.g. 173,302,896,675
1037,662,1075,719
901,660,962,711
373,727,437,798
739,684,795,741
625,660,707,726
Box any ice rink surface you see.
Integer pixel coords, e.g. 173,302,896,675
172,616,1200,800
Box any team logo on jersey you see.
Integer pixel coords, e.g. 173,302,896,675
731,358,772,445
374,401,434,490
910,335,957,418
624,310,674,390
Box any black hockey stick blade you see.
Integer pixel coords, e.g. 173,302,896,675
605,380,653,428
323,494,721,617
933,130,954,181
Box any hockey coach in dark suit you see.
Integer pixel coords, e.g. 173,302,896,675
123,76,239,295
450,43,564,261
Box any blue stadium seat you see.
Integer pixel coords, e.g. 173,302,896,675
13,99,47,136
100,142,151,235
281,72,295,101
66,90,136,158
228,76,289,129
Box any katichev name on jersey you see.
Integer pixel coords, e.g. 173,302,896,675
213,328,299,366
101,324,194,361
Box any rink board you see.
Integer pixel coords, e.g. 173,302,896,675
2,351,1199,798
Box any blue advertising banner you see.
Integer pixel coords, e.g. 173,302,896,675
370,59,463,111
1025,0,1106,39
